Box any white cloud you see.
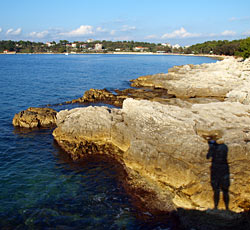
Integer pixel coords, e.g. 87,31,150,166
229,17,237,22
6,28,22,35
110,30,116,35
29,30,49,39
61,25,94,37
96,27,107,33
229,16,250,22
109,25,136,36
121,25,136,32
207,30,237,37
161,27,201,39
0,28,2,33
242,30,250,36
208,33,217,37
221,30,236,36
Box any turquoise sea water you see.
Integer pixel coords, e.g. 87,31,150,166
0,54,217,229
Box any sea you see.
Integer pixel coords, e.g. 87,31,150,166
0,54,217,229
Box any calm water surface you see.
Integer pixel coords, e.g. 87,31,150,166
0,54,217,229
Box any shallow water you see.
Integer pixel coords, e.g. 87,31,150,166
0,54,216,229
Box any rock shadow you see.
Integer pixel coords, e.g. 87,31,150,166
177,208,250,230
206,140,230,210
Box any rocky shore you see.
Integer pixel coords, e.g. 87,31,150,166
13,57,250,229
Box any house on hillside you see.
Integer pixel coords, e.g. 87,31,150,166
172,44,181,49
161,43,172,47
94,43,103,50
46,42,55,47
80,44,87,48
3,50,16,54
87,39,94,43
133,46,149,52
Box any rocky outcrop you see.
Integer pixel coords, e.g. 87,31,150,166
53,98,250,214
70,88,125,107
131,57,250,100
13,107,57,128
226,58,250,104
67,87,174,107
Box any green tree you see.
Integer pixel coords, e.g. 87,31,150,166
237,37,250,59
59,40,69,45
58,47,66,53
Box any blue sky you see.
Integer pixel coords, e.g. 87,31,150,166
0,0,250,45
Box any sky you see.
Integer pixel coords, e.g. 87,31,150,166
0,0,250,45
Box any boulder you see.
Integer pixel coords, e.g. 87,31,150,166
53,98,250,214
13,107,57,128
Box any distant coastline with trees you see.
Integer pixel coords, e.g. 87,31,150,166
0,37,249,58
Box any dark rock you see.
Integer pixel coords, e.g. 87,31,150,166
12,107,57,128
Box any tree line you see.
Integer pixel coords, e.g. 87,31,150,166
185,37,250,58
0,37,249,58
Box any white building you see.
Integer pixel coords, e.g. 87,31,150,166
133,46,149,52
80,44,87,48
87,39,94,43
172,44,181,49
161,43,172,47
46,42,55,47
71,43,77,48
94,43,103,50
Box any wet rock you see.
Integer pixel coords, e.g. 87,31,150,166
70,88,126,107
12,107,57,128
67,87,174,107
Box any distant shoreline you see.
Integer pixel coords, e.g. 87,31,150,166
0,52,225,59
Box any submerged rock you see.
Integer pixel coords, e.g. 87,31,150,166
13,107,57,128
53,98,250,214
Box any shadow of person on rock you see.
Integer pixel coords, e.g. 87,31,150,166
207,140,230,210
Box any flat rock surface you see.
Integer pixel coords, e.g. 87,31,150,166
53,98,250,213
131,57,250,101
